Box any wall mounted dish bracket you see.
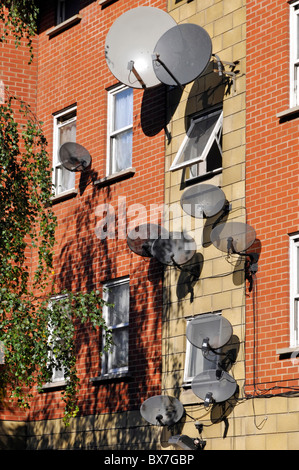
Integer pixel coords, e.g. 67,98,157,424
212,54,240,92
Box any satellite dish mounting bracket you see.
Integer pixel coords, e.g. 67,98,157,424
212,54,240,92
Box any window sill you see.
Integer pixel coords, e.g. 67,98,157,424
93,167,136,187
51,188,78,204
277,346,299,359
277,105,299,122
90,372,132,384
47,14,82,38
99,0,119,6
41,380,67,391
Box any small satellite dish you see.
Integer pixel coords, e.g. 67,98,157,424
186,314,233,350
180,183,226,219
59,142,91,172
191,369,237,405
105,7,177,89
152,232,197,266
210,221,256,254
127,223,168,257
153,23,212,87
140,395,185,426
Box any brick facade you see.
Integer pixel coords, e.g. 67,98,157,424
246,0,299,392
0,0,166,448
1,0,299,451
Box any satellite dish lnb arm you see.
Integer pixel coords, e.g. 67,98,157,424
152,53,184,90
128,61,146,88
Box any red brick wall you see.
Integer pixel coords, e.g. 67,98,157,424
0,0,166,422
246,0,299,393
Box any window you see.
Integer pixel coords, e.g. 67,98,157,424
290,1,299,108
184,313,222,384
107,85,133,176
102,277,130,376
47,295,69,385
52,106,76,196
56,0,80,25
170,109,223,179
290,234,299,347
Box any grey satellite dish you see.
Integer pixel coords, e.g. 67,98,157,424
153,23,212,87
152,232,197,266
105,7,177,89
180,183,226,219
191,369,237,405
59,142,91,172
127,223,168,257
210,221,256,254
186,314,232,350
140,395,184,426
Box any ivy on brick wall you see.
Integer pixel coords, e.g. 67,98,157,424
0,4,113,425
0,0,38,62
0,96,113,425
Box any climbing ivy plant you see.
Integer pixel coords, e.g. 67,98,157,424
0,0,39,63
0,96,112,425
0,3,113,425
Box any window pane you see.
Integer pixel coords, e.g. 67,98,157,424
114,88,133,131
107,281,129,326
110,328,129,370
112,130,133,173
57,118,76,193
59,120,76,146
181,113,219,164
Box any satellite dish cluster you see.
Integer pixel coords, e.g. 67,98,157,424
54,6,258,449
105,7,213,90
140,313,236,450
103,6,258,449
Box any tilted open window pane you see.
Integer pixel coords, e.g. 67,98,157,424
170,110,223,173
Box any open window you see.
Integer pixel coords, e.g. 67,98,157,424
170,109,223,179
184,313,223,385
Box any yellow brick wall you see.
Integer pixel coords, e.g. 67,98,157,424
160,0,299,451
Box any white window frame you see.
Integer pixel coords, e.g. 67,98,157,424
290,234,299,347
47,294,69,385
290,1,299,108
102,277,130,377
107,84,133,176
184,313,221,384
170,109,223,174
52,106,77,196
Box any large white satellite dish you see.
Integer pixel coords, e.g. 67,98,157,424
105,7,177,89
